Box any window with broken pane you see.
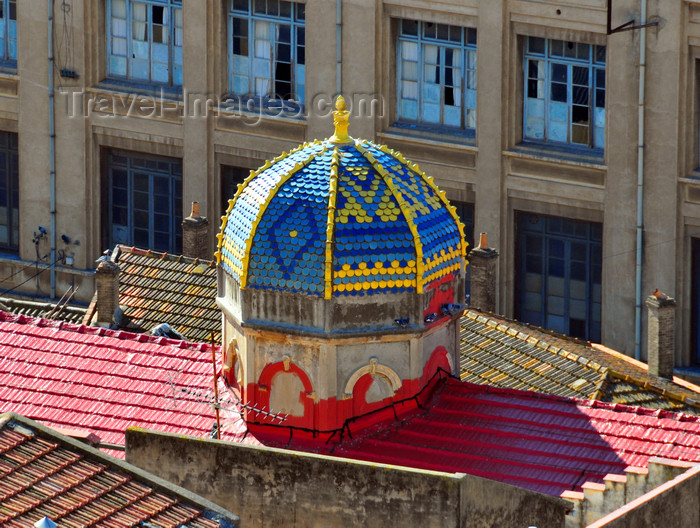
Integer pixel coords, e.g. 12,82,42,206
107,0,182,85
524,37,605,149
397,20,476,129
229,0,305,107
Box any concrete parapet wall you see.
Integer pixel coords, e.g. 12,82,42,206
586,464,700,528
126,428,569,528
563,459,697,528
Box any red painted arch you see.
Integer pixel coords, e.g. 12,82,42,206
421,346,451,386
253,360,315,428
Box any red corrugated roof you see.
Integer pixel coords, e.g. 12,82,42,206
0,312,250,455
251,378,700,496
3,310,700,498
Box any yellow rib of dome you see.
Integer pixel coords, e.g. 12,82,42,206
324,148,340,299
354,141,425,294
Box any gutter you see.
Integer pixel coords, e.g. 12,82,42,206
336,0,342,94
634,0,648,359
48,0,57,298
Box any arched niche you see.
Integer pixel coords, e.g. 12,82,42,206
256,357,315,426
344,358,402,399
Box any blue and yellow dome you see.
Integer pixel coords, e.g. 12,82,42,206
216,98,467,299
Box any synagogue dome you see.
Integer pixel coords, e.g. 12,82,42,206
216,97,467,300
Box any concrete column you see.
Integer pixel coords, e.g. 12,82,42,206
182,202,210,260
645,290,676,379
641,0,682,356
305,0,340,141
468,232,499,313
182,1,212,254
95,260,120,324
601,0,639,355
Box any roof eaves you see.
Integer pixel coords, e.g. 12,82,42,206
0,412,240,527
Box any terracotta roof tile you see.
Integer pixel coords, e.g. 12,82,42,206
0,297,87,325
113,246,219,343
0,414,238,526
460,310,700,414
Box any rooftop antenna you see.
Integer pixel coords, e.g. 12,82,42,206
210,331,221,439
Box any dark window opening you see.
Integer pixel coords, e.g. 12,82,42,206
692,239,700,364
453,202,474,302
515,212,602,342
104,150,182,254
0,131,18,251
221,165,248,215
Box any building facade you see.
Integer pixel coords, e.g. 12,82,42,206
2,0,699,365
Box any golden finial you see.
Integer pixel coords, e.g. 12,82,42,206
330,95,352,144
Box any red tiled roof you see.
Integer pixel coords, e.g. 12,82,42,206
0,414,238,527
0,312,248,454
251,378,700,497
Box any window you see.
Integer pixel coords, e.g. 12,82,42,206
524,37,605,149
515,212,602,342
0,0,16,66
453,201,474,302
107,0,183,85
229,0,306,108
221,165,247,215
0,132,18,251
105,150,182,253
397,20,476,129
692,239,700,363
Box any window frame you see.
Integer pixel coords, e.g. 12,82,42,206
692,238,700,364
396,19,477,131
228,0,306,111
106,0,183,87
453,201,474,302
220,164,247,216
523,37,606,150
0,131,18,252
0,0,16,68
105,150,182,254
514,212,602,342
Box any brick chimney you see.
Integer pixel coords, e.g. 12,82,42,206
95,259,120,325
182,201,210,259
645,289,676,379
467,232,499,313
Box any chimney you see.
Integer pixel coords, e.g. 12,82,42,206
645,289,676,379
95,259,120,325
182,201,210,259
467,232,499,313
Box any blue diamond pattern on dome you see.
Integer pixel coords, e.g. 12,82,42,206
247,151,333,294
217,136,466,298
219,142,325,280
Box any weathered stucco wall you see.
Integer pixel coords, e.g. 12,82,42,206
126,428,568,528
